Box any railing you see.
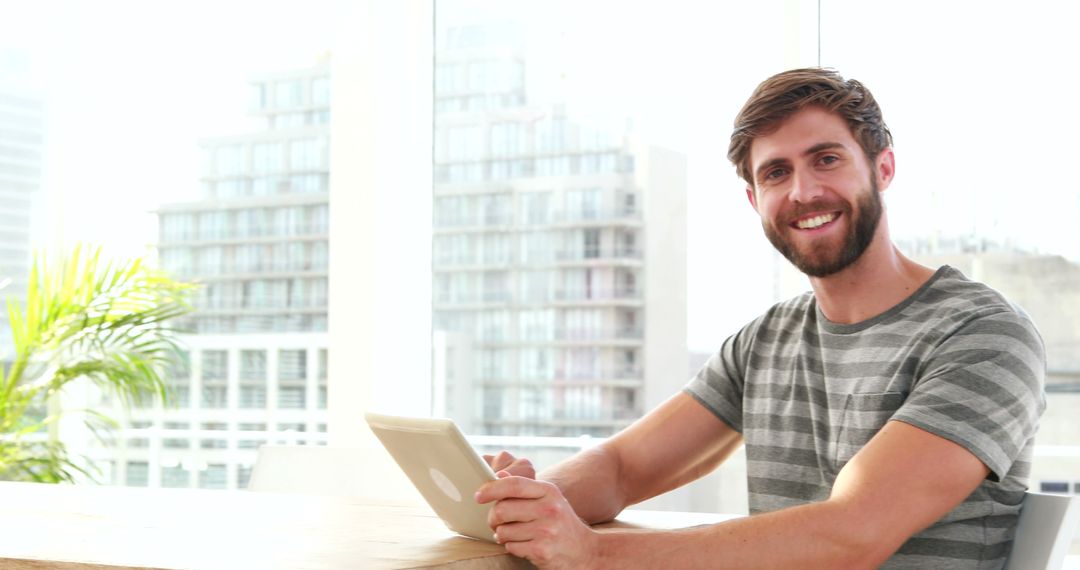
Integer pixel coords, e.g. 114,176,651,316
162,223,329,244
551,208,641,223
432,255,513,267
432,291,514,305
552,327,643,341
555,248,642,261
177,263,329,279
552,288,641,301
433,209,642,229
476,369,644,382
195,296,328,311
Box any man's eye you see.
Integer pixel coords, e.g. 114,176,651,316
765,168,787,180
819,155,839,165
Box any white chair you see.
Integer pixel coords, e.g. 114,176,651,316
247,444,423,504
1004,492,1080,570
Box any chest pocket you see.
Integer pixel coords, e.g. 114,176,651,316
833,391,907,469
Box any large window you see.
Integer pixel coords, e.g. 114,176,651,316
5,3,1077,549
428,0,1080,521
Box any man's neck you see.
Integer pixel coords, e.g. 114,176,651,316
808,233,936,325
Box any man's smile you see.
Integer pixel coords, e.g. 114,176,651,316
791,211,841,231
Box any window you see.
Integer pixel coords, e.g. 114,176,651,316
127,420,151,449
7,0,1075,534
200,422,228,449
311,77,330,106
163,421,190,449
198,464,228,489
521,192,551,225
1040,481,1070,494
238,422,267,450
240,350,266,380
252,142,282,173
275,80,303,108
290,138,325,172
166,351,191,408
278,349,307,409
278,349,307,381
126,461,149,487
161,464,191,488
198,211,228,240
249,83,266,110
237,465,254,489
201,385,228,409
318,349,328,410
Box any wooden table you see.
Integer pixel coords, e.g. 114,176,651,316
0,481,738,569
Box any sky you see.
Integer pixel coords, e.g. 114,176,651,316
2,0,1078,352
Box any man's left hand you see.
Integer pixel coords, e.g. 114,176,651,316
476,472,601,569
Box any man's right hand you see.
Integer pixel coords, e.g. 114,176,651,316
483,451,536,479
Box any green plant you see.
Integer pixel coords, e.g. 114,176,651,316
0,245,194,483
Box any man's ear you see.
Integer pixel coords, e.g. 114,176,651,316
875,148,896,192
746,185,759,212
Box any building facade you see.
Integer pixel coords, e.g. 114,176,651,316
102,62,331,490
0,80,43,346
431,27,688,438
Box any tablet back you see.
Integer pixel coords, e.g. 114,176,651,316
365,412,497,542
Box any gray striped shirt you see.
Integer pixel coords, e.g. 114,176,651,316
685,266,1046,569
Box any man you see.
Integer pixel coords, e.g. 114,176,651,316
475,68,1045,569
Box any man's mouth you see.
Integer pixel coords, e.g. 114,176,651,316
792,212,839,230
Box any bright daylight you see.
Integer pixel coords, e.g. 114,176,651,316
0,0,1077,568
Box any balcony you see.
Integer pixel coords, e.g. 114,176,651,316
431,254,514,270
160,223,329,246
477,368,644,384
176,263,329,281
550,208,642,227
551,288,642,306
431,291,513,308
432,214,514,232
555,247,643,264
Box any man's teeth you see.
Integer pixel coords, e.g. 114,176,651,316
796,213,837,229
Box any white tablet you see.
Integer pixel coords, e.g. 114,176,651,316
364,412,497,542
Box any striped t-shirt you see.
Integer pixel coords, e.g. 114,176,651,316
685,266,1046,569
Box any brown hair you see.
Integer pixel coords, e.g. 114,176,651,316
728,68,893,186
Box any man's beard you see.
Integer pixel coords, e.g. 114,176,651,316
762,179,883,278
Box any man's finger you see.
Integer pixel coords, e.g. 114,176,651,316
491,450,516,471
488,497,542,528
475,476,552,504
493,520,545,545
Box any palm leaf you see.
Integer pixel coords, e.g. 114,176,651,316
0,244,196,483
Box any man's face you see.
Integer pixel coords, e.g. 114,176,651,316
746,106,888,278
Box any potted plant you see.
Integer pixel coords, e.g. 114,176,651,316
0,245,194,483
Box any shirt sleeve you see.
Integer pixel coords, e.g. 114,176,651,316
890,309,1046,482
683,319,758,434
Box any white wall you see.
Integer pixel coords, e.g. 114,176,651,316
327,0,433,501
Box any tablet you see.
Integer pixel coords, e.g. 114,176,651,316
364,412,497,542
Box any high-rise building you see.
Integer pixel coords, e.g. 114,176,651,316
431,26,688,438
103,62,331,490
0,69,44,347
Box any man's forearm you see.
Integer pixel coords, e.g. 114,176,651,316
594,498,897,569
539,444,627,524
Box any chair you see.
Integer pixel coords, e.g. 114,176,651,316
1004,492,1080,570
247,444,423,504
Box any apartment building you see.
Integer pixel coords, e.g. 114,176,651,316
431,26,688,438
105,62,331,490
0,79,43,346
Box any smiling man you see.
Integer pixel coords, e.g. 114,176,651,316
476,68,1046,569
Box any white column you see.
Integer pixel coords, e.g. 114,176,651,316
328,0,433,438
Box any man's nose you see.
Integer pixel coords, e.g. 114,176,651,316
788,169,824,203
